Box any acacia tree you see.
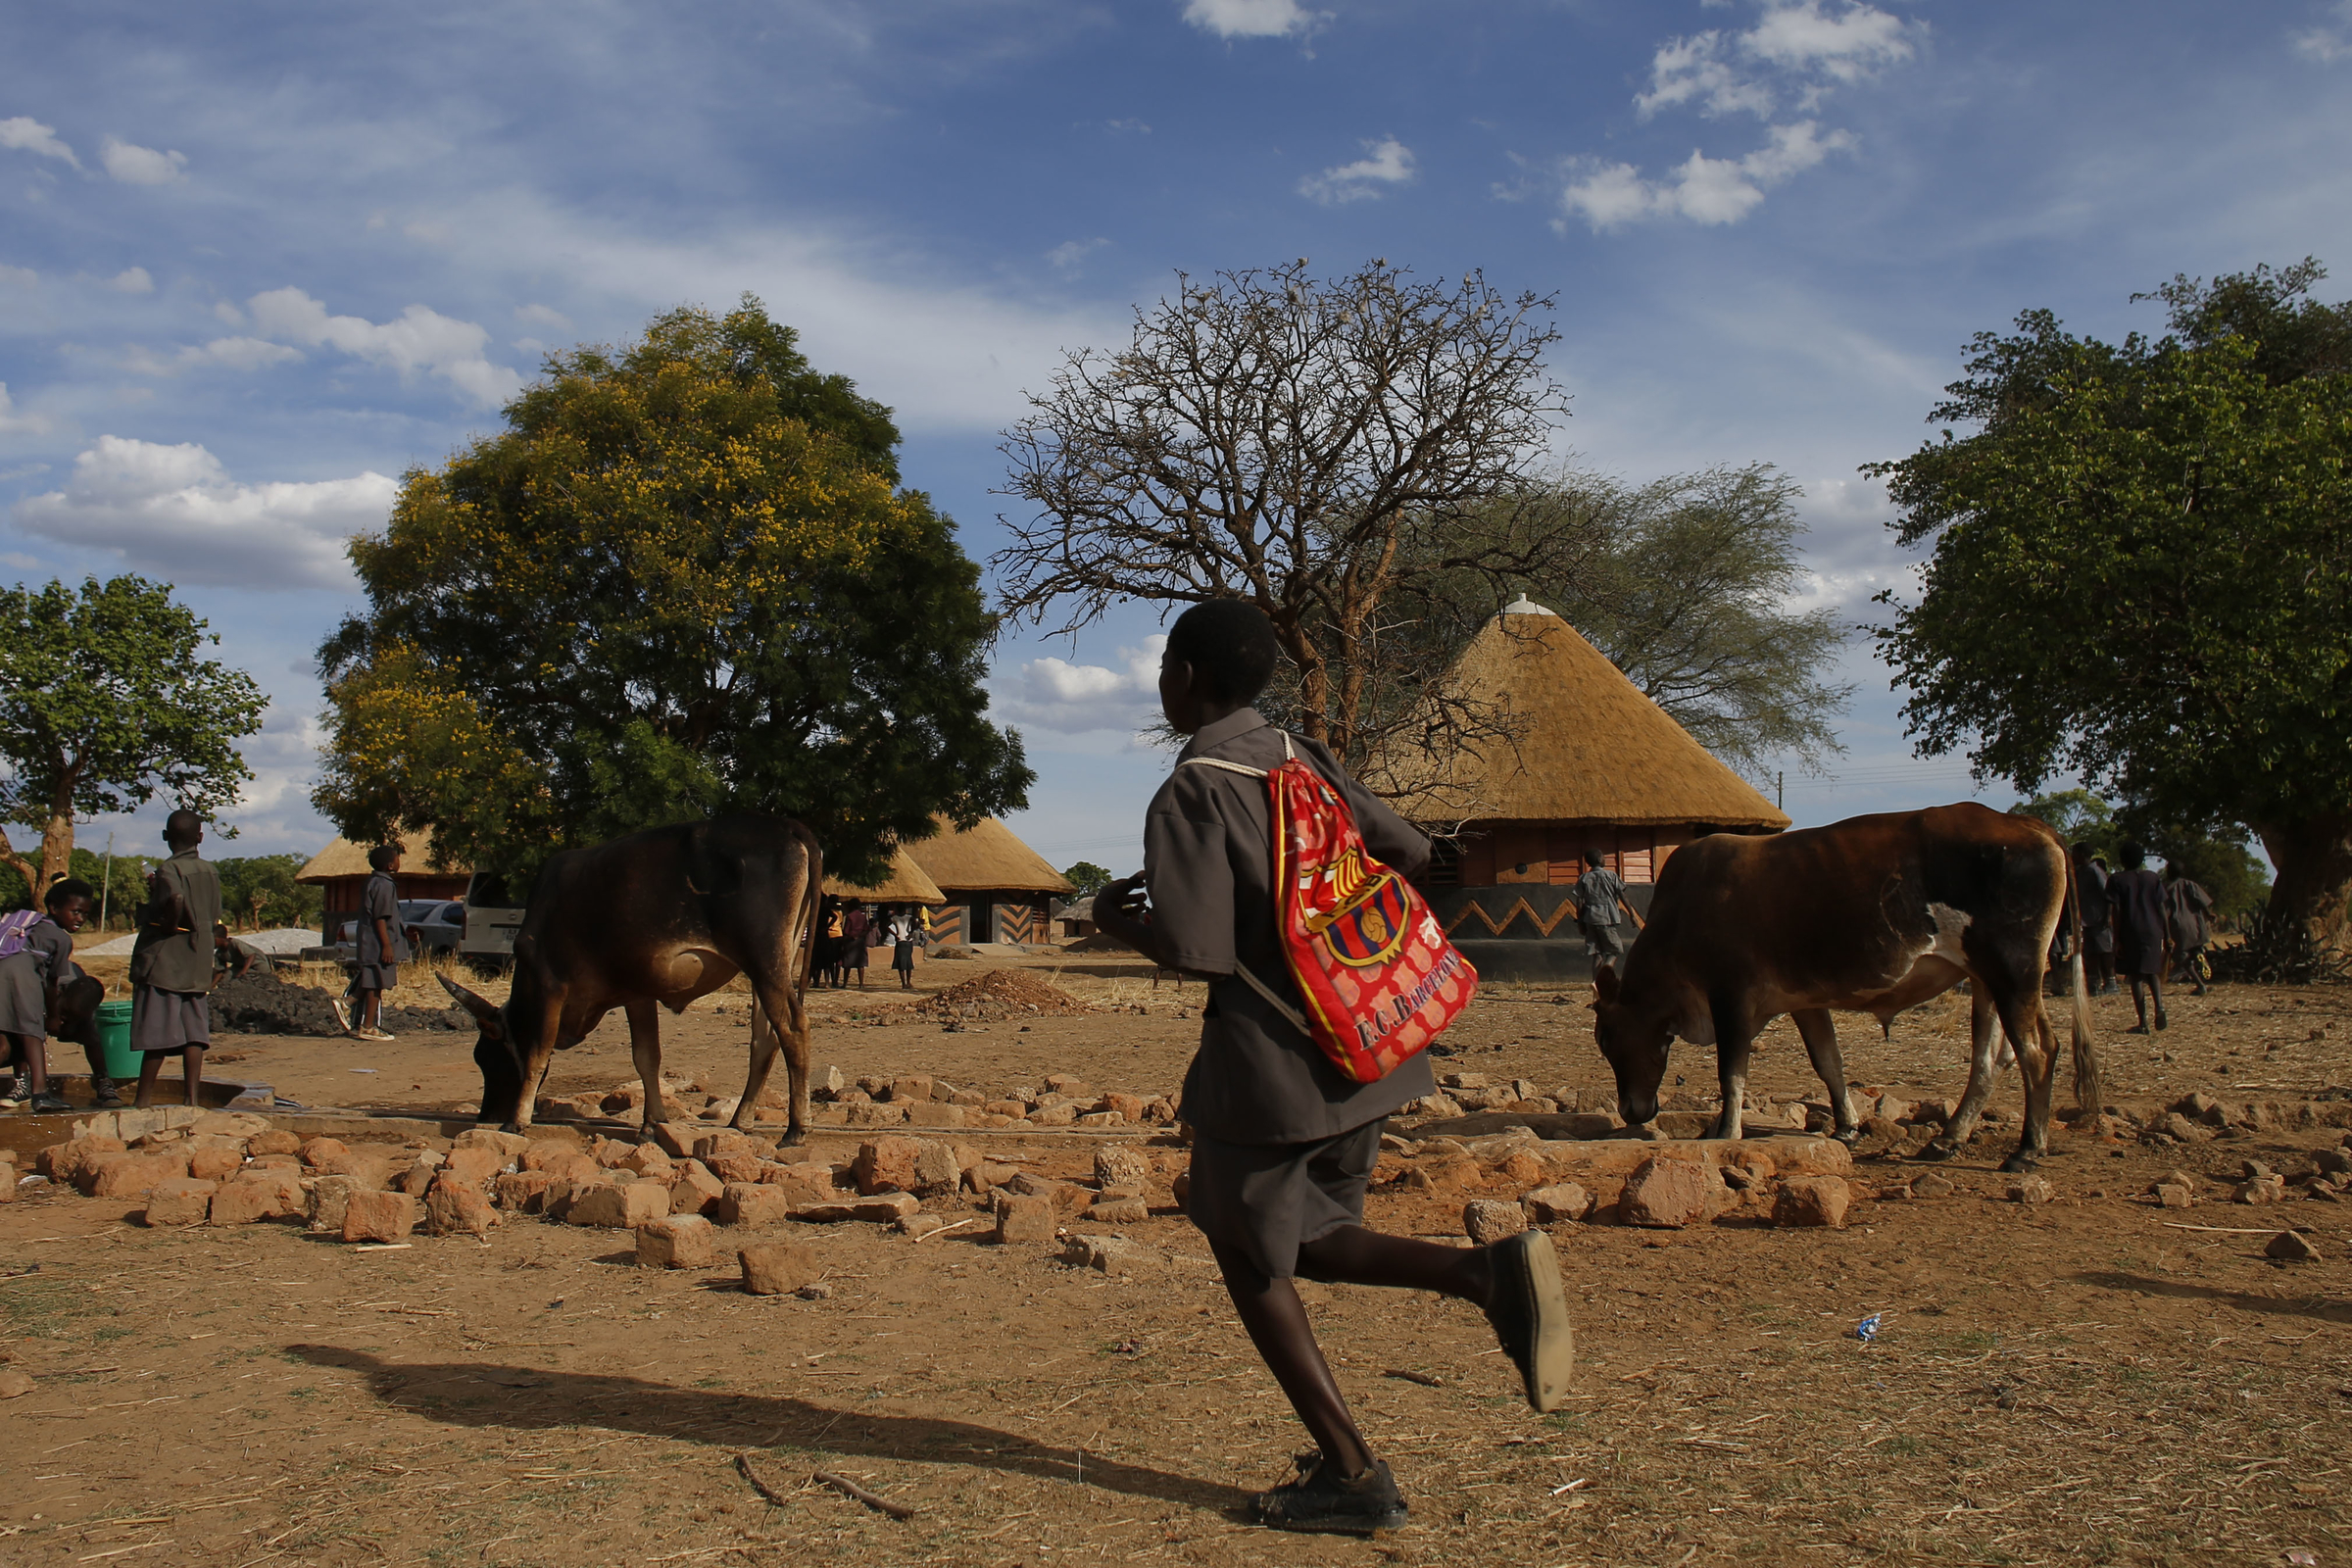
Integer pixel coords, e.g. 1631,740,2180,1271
1870,262,2352,951
994,260,1573,780
316,297,1031,884
0,575,266,894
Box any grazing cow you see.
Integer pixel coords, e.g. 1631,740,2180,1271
1588,804,2097,1172
438,813,823,1145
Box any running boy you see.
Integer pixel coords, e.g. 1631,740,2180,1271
129,810,224,1107
1093,601,1572,1537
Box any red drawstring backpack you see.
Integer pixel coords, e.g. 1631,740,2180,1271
1185,735,1477,1082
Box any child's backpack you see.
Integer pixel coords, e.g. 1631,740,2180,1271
1183,734,1477,1083
0,908,49,960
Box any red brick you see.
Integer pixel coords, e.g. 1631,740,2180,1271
738,1241,820,1295
668,1159,724,1216
636,1214,718,1268
84,1150,191,1199
441,1146,507,1189
209,1176,297,1226
994,1193,1055,1244
1774,1175,1851,1229
342,1189,418,1243
717,1182,791,1226
140,1177,219,1226
853,1137,920,1195
566,1182,670,1228
247,1129,303,1157
425,1172,500,1237
299,1136,351,1170
494,1171,560,1212
1622,1156,1711,1229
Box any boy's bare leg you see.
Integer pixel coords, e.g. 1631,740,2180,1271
1296,1225,1494,1303
1211,1242,1377,1478
133,1051,167,1107
360,989,382,1032
179,1045,204,1105
17,1034,48,1097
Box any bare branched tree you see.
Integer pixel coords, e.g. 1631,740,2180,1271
994,260,1574,775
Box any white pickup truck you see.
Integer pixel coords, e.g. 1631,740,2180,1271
459,872,526,976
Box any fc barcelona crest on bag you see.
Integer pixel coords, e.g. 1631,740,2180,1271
1184,735,1477,1083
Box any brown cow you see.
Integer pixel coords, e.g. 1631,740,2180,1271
1588,804,2097,1172
438,813,823,1144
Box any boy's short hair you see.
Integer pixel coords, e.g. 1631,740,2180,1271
45,877,95,909
368,844,402,871
2117,841,2146,870
1166,600,1280,704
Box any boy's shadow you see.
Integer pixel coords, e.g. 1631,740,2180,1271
288,1346,1248,1512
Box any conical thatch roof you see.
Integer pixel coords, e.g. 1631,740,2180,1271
1383,601,1788,829
824,848,947,905
295,828,467,884
903,816,1074,895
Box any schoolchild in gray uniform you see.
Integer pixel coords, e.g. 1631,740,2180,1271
129,810,223,1108
1095,601,1572,1538
0,877,100,1111
335,844,408,1041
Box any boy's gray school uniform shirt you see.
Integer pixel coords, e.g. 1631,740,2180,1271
129,850,222,995
1144,708,1438,1148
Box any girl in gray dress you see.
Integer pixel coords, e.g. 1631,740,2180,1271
0,878,98,1112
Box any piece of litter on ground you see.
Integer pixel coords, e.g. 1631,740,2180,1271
1856,1312,1885,1343
1550,1478,1591,1495
351,1068,379,1074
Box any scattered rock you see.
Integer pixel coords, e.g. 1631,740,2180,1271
852,1137,919,1196
567,1182,670,1228
211,1173,301,1225
2009,1175,2055,1205
1462,1198,1528,1245
717,1182,792,1227
2154,1183,2195,1209
1622,1155,1711,1229
2265,1229,2321,1262
638,1214,719,1268
343,1189,418,1243
2236,1175,2287,1204
739,1241,822,1296
1061,1233,1148,1273
308,1174,359,1234
424,1172,500,1237
1522,1183,1592,1224
994,1192,1055,1244
0,1368,32,1398
1087,1197,1151,1225
140,1177,220,1226
897,1212,950,1238
1774,1175,1851,1229
1094,1145,1152,1189
84,1150,192,1199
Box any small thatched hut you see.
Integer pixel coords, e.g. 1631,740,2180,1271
295,828,470,944
902,816,1074,947
1383,596,1788,979
822,848,947,906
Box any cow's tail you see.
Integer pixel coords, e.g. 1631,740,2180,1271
2064,841,2100,1113
794,827,824,995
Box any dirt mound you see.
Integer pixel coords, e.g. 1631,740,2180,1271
875,969,1094,1023
209,969,471,1036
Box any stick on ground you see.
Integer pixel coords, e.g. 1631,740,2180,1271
813,1469,917,1520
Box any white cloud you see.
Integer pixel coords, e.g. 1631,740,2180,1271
0,264,35,289
1559,0,1910,231
1298,136,1415,205
212,300,244,325
1181,0,1317,39
245,286,522,407
514,302,572,330
123,336,308,377
1559,121,1851,229
99,136,188,185
0,117,79,169
1046,237,1108,270
0,383,54,436
11,436,396,590
0,551,38,571
2297,0,2352,60
104,267,153,294
992,636,1166,735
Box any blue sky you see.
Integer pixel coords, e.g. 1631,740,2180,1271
4,0,2349,877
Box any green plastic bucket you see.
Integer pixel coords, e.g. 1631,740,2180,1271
93,999,138,1079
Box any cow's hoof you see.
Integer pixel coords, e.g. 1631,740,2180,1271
1999,1152,2040,1174
777,1129,808,1150
500,1122,524,1136
1832,1126,1864,1147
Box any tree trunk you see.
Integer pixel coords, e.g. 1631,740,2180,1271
2256,812,2352,952
39,800,74,896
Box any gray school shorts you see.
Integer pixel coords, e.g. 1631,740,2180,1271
131,986,211,1053
1184,1119,1384,1281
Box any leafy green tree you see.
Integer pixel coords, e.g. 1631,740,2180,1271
1060,861,1114,897
216,854,324,931
317,297,1032,885
1870,262,2352,951
2009,788,2270,929
0,575,267,895
2009,788,2122,862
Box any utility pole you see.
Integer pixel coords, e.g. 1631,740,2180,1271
99,830,114,931
1777,771,1785,811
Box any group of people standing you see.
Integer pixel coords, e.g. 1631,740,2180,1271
2068,840,2219,1034
813,897,928,990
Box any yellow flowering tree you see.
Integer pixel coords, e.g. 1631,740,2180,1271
316,297,1030,883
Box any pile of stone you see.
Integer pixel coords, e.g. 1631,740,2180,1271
2106,1089,2352,1150
208,968,471,1037
863,969,1095,1024
811,1070,1177,1132
1374,1123,1866,1234
2141,1137,2352,1209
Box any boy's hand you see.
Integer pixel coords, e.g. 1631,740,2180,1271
1094,873,1169,968
1098,874,1149,924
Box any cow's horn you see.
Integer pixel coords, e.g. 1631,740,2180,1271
437,971,501,1023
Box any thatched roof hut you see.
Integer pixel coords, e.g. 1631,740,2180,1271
903,816,1073,946
823,848,947,906
296,829,471,934
1382,597,1788,979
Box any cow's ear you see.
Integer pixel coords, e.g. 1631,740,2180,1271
1591,964,1620,1007
437,972,504,1036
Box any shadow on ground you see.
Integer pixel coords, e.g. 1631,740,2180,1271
288,1345,1249,1511
2071,1271,2352,1324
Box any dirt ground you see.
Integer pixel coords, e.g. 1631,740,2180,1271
4,954,2348,1567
